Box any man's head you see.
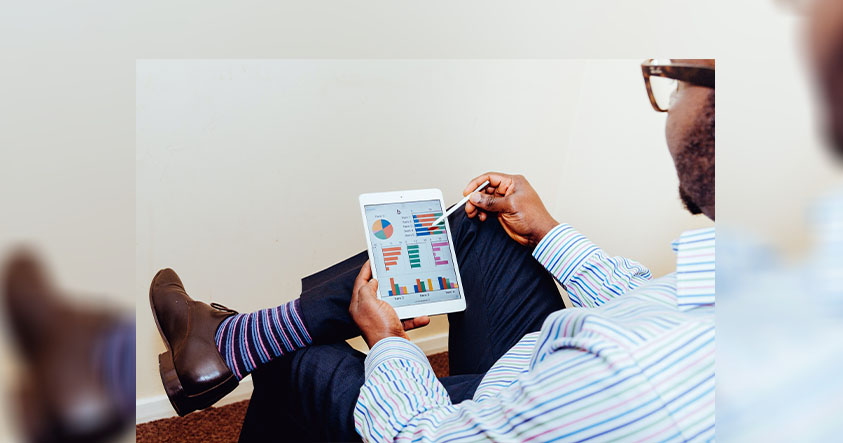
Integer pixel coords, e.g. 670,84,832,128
665,59,715,220
643,59,716,221
807,0,843,156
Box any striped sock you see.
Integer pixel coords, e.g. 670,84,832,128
214,299,312,380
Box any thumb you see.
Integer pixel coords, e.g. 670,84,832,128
470,192,509,213
402,315,430,331
360,278,379,300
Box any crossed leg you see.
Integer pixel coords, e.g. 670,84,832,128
239,210,565,441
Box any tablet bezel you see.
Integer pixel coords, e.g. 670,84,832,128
359,189,467,319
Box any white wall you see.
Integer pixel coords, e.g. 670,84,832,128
136,59,712,403
3,0,839,437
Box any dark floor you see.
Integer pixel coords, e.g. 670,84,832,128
136,351,449,442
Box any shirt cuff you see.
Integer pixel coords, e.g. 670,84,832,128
532,223,600,284
364,336,431,379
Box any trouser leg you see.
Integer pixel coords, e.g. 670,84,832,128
445,210,565,375
297,251,368,345
240,342,484,442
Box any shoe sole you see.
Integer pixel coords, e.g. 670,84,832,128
149,269,239,416
157,350,239,416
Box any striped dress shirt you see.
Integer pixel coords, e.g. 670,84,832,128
354,224,715,442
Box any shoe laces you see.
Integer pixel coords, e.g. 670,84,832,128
209,303,238,315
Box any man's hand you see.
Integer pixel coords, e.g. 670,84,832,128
349,261,430,348
463,172,559,247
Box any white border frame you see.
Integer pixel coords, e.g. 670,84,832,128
359,189,466,319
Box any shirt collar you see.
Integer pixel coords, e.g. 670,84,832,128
672,227,715,310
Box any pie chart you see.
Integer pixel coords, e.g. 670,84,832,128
372,219,394,240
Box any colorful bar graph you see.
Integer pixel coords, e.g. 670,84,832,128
436,276,459,290
386,275,459,296
382,246,402,271
431,241,450,266
406,244,421,268
412,212,445,236
388,277,410,296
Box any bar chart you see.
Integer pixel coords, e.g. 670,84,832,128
381,246,401,271
406,244,421,268
412,212,445,236
431,241,450,266
387,275,459,296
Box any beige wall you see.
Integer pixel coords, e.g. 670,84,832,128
136,59,713,399
3,0,841,438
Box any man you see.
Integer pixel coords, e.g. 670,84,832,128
149,59,715,441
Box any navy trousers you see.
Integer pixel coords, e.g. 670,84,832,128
239,210,565,442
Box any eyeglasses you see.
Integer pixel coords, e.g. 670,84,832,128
641,59,715,112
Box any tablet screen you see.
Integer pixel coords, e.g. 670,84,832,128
364,199,462,308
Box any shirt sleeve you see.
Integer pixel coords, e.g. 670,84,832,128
355,336,539,442
354,329,685,442
532,224,651,308
354,337,453,442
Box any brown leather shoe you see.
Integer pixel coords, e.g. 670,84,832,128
149,268,239,416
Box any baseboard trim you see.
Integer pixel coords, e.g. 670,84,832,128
412,331,449,355
136,332,449,424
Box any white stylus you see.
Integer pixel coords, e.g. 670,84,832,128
432,180,491,227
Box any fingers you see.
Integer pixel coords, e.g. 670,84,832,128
464,173,518,220
465,199,478,218
356,260,372,282
351,261,373,309
463,172,511,196
402,316,430,331
467,192,502,220
360,278,379,300
352,278,378,313
353,261,371,292
469,191,508,213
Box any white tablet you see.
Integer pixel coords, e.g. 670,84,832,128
359,189,467,319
